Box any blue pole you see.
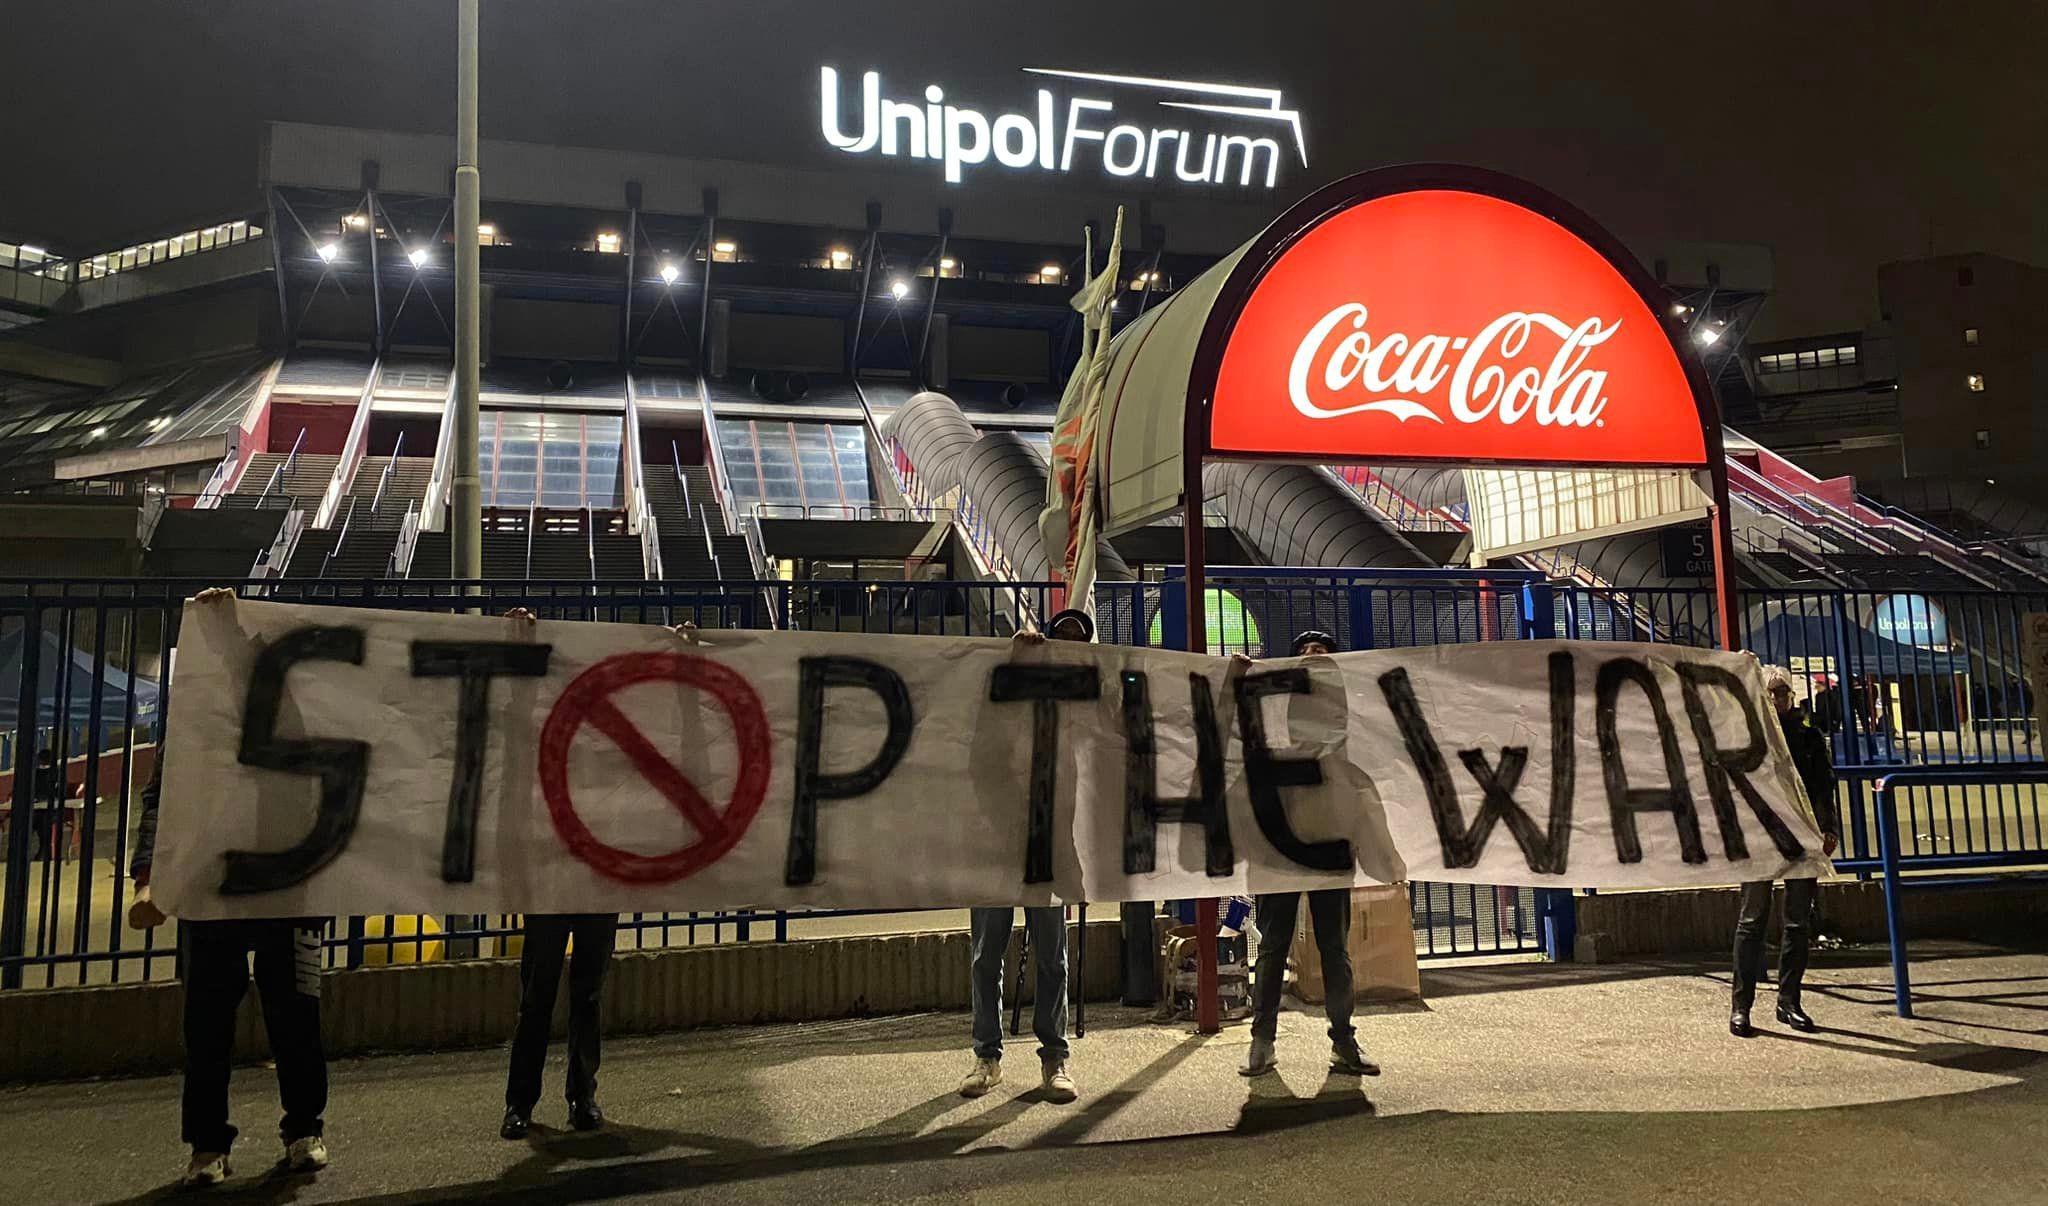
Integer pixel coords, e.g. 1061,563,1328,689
1872,775,1913,1018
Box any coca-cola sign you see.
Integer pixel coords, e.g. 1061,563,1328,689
1209,189,1708,467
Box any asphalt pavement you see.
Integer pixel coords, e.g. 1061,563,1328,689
3,942,2045,1205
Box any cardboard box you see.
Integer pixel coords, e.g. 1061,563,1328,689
1289,885,1423,1005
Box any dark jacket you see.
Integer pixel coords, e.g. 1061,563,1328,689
1780,708,1839,840
130,759,162,884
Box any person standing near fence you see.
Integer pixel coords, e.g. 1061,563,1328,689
1238,630,1378,1080
958,608,1090,1103
1730,666,1841,1037
503,610,619,1140
128,588,331,1189
500,913,619,1138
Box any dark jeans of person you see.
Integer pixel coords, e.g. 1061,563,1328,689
30,811,58,860
1119,901,1159,1006
1732,877,1819,1012
1251,889,1354,1044
506,913,618,1113
181,920,327,1154
970,906,1069,1063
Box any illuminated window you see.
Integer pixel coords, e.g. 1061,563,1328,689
477,223,499,247
1146,591,1262,654
1967,374,1986,392
595,232,621,254
1964,327,1979,346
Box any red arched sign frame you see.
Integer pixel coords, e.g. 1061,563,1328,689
1173,165,1742,1035
1178,163,1741,657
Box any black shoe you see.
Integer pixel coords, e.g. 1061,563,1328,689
1729,1010,1753,1038
1776,1002,1817,1032
500,1109,530,1141
568,1100,604,1132
1330,1039,1381,1077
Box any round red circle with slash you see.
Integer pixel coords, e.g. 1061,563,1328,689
538,652,772,884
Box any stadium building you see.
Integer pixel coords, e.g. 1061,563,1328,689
1,100,2044,993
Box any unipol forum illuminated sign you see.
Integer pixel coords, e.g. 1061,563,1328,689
819,66,1306,187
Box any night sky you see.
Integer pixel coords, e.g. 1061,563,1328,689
4,0,2041,339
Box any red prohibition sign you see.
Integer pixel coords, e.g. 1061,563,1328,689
538,652,772,884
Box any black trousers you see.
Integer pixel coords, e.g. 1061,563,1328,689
181,920,327,1154
506,913,617,1113
1119,901,1159,1006
1732,878,1818,1012
1251,889,1354,1043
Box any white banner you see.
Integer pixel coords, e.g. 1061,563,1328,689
153,598,1832,919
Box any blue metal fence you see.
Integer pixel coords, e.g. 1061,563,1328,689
3,572,2042,988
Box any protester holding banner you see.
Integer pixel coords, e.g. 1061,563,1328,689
502,609,619,1139
1729,666,1841,1037
127,596,332,1189
501,912,618,1137
960,609,1092,1103
1240,631,1377,1080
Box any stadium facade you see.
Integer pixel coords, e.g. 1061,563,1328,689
1,103,2045,989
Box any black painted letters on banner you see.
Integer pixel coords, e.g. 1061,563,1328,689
223,626,371,895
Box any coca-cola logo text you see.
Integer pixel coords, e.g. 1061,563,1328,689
1205,187,1709,468
1288,303,1618,429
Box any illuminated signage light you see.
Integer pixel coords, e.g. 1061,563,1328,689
819,66,1304,188
1208,188,1709,469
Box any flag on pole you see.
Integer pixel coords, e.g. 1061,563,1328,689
1040,207,1125,617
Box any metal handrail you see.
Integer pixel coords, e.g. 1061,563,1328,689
255,427,307,508
525,502,537,578
370,431,405,516
673,441,692,517
1869,764,2048,1017
321,497,359,579
585,505,598,580
388,499,421,578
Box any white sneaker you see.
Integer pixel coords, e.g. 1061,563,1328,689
284,1135,329,1172
958,1056,1002,1098
1240,1035,1278,1077
181,1151,231,1188
1040,1059,1078,1103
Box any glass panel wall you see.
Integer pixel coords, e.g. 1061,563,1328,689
478,410,623,508
715,420,874,512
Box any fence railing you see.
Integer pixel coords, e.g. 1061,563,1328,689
4,573,2043,988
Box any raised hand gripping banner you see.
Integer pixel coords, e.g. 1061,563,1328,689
151,598,1833,919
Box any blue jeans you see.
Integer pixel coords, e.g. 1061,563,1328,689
970,906,1069,1063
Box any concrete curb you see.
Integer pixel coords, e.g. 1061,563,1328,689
1572,878,2048,961
0,919,1125,1083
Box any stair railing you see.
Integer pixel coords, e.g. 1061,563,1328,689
673,441,692,517
370,431,405,516
419,377,459,531
321,497,359,579
315,356,380,529
255,427,307,508
639,509,665,581
526,501,538,579
194,447,240,510
388,499,421,579
248,507,307,588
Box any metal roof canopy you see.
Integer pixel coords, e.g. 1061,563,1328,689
1093,163,1742,1035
